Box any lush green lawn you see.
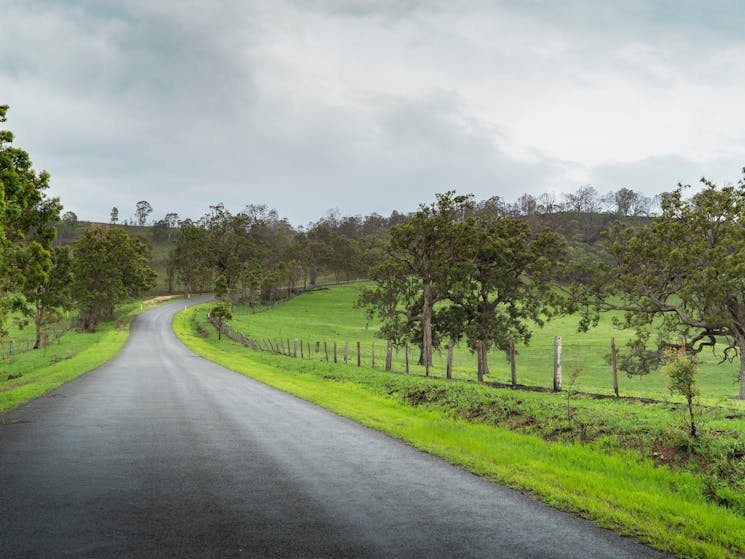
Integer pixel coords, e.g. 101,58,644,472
175,304,745,559
226,283,743,402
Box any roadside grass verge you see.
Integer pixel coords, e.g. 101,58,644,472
0,298,173,414
175,305,745,559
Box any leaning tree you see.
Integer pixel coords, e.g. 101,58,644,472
575,172,745,399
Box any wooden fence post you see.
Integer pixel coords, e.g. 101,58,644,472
553,336,563,392
510,339,517,388
315,341,320,353
386,340,393,371
611,337,619,397
324,341,329,362
357,341,361,367
476,340,483,382
371,342,375,368
307,341,311,359
287,338,291,356
344,342,349,363
405,341,409,374
334,342,338,364
446,339,454,380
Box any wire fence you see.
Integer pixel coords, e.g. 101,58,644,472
0,325,72,361
205,314,651,398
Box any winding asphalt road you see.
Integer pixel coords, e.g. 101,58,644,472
0,300,670,558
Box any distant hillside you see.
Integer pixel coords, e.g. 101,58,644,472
55,210,652,296
55,221,174,294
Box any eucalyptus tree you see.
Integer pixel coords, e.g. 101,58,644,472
0,104,62,337
21,246,73,348
575,174,745,399
446,216,566,381
169,222,211,297
72,228,156,331
135,200,153,226
360,192,474,374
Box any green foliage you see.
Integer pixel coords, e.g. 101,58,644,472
361,191,476,372
661,350,701,438
214,274,229,299
362,192,566,380
447,215,566,379
0,104,62,339
209,299,232,340
72,228,156,331
169,220,211,296
575,173,745,399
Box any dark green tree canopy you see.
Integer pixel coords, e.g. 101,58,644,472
0,104,62,337
72,227,156,331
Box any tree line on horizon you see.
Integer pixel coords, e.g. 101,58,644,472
4,102,745,398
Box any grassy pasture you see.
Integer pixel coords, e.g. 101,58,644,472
175,302,745,558
226,282,743,402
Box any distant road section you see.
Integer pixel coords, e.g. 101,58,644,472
0,300,669,558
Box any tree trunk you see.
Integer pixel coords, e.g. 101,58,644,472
422,280,433,375
34,312,42,349
739,339,745,400
476,340,484,382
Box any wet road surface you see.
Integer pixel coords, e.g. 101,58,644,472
0,300,670,557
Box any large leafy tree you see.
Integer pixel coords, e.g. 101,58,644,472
0,104,62,337
575,174,745,399
21,246,73,348
360,192,473,373
72,228,156,331
169,221,211,297
447,217,566,381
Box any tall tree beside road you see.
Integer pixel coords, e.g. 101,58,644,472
72,228,156,331
446,217,566,380
22,246,73,348
360,192,474,374
0,104,62,337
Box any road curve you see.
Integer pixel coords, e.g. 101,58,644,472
0,300,670,558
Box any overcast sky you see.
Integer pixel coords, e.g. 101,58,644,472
2,0,745,226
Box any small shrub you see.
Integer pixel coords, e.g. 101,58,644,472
660,350,700,438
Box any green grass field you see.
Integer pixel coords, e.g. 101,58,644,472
0,297,176,414
175,300,745,559
225,282,743,402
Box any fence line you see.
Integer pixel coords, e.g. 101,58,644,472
206,315,649,398
0,326,71,361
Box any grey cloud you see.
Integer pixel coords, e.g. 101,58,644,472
587,155,745,196
2,0,743,225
